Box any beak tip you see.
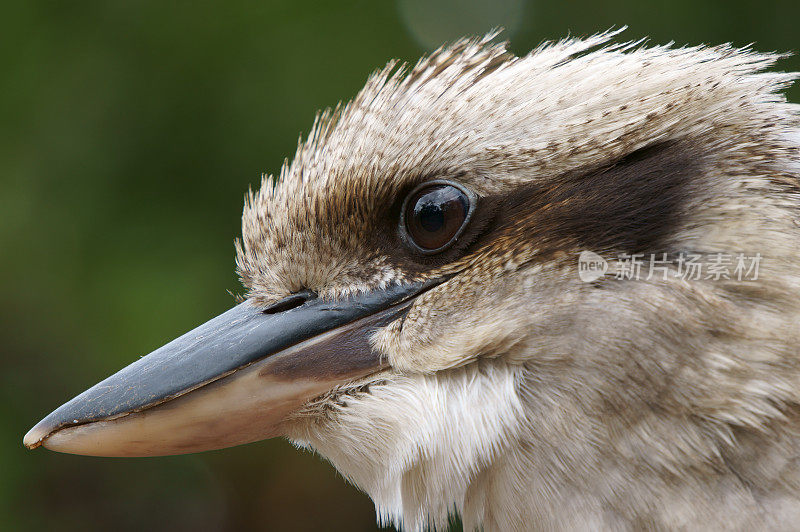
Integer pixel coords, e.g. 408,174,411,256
23,420,53,450
23,430,42,450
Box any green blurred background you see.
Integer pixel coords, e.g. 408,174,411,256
1,1,797,530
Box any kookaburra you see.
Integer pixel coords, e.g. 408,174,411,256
24,31,800,530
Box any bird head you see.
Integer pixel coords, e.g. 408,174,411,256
24,31,800,529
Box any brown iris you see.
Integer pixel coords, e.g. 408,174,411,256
402,183,472,253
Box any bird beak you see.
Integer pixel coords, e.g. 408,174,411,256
23,281,436,457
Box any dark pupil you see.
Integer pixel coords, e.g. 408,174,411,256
418,202,445,232
406,185,469,251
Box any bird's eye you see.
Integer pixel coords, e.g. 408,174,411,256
400,181,475,254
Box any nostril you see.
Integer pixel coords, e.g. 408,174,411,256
262,289,318,314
